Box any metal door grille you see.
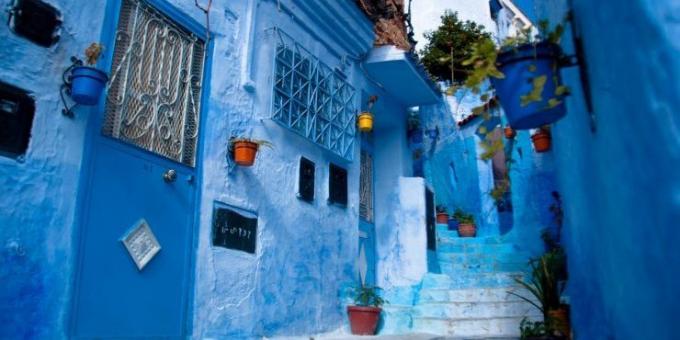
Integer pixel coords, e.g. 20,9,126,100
103,0,205,166
359,150,373,222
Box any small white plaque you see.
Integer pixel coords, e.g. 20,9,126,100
121,219,161,271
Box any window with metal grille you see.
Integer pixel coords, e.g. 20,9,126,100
102,0,205,167
328,163,348,206
272,30,356,160
359,150,374,222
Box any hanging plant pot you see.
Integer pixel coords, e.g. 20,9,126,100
70,66,108,105
233,140,259,166
492,42,567,130
531,130,552,153
358,112,374,132
436,212,449,224
458,223,477,237
504,126,516,139
447,217,459,231
347,306,381,335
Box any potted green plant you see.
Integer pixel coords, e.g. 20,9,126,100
456,210,476,237
70,43,109,105
463,19,570,130
436,205,449,224
229,137,273,166
510,249,570,338
347,285,386,335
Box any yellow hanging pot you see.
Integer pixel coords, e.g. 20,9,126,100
358,112,374,132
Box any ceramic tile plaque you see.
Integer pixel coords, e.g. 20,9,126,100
121,219,161,270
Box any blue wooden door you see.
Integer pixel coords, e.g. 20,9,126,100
358,143,376,286
72,0,206,337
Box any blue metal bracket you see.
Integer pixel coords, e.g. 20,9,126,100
59,56,82,118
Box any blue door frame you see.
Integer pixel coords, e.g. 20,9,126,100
70,0,214,337
358,135,376,286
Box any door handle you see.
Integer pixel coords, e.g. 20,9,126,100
163,169,177,183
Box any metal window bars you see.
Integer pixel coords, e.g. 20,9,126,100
102,0,206,167
271,29,356,160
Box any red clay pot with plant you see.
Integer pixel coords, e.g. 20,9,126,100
458,223,477,237
504,126,516,139
532,130,552,153
436,212,449,224
347,305,382,335
233,140,258,166
548,304,571,339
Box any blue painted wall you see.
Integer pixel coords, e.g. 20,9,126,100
0,0,108,338
532,0,680,338
419,88,556,247
0,0,425,338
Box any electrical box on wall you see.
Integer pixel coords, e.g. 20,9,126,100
0,81,35,159
8,0,62,47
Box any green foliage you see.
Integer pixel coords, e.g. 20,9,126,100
420,11,491,84
436,205,447,213
509,249,567,317
520,317,549,339
462,38,504,93
352,285,386,308
453,209,474,224
479,132,504,161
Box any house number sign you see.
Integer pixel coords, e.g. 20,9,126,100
121,219,161,271
212,205,257,254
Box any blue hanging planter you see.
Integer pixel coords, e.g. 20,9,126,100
70,66,108,105
491,42,567,130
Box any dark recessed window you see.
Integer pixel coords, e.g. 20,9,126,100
0,81,35,159
328,163,348,206
9,0,62,47
298,157,315,202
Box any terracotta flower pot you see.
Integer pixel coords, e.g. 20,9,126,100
233,140,259,166
531,130,552,153
347,305,381,335
458,223,477,237
436,212,449,224
358,112,374,132
504,126,516,139
548,305,571,338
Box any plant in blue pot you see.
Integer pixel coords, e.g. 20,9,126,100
463,19,570,130
69,43,108,105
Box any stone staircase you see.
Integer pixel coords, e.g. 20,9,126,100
381,224,542,338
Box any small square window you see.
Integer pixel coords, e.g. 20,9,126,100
9,0,62,47
298,157,315,202
328,163,348,206
0,81,35,159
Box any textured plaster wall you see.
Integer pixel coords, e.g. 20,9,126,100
532,0,680,338
377,177,427,288
0,0,108,338
191,0,379,338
